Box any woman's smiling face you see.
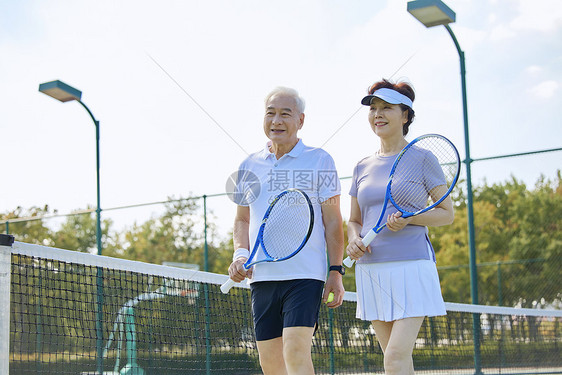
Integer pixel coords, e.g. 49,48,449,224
368,97,408,137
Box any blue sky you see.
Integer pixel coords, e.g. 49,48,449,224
1,0,561,235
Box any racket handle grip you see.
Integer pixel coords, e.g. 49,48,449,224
343,230,379,268
343,256,355,268
362,229,378,247
220,278,236,294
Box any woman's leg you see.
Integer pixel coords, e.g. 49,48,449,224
371,320,393,353
372,317,425,375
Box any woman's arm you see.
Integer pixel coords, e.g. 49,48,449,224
346,196,370,261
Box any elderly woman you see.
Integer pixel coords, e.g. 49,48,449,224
346,79,454,375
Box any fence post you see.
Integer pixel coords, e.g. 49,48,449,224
329,308,335,374
203,195,208,272
497,262,503,306
0,234,15,375
202,195,211,375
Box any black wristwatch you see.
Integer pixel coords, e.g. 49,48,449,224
329,265,345,275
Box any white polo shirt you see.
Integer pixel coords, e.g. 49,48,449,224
237,139,341,283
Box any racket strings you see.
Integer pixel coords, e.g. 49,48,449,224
390,137,459,213
262,191,312,259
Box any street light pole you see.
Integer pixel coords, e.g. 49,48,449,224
75,100,103,258
407,1,481,374
39,80,105,373
38,80,103,256
443,25,481,375
442,23,478,306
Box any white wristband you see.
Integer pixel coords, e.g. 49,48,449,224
233,248,250,261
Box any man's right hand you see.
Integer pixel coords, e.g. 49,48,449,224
228,258,252,282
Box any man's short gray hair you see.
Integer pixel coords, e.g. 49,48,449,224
264,86,306,114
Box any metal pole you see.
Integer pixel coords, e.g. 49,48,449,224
329,308,335,374
203,195,208,272
497,262,503,307
94,119,104,374
203,195,211,375
77,101,104,374
95,118,102,257
444,25,482,375
0,234,15,375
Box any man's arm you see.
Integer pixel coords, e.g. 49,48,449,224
321,195,344,308
228,205,252,282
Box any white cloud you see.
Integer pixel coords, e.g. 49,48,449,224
486,0,562,41
528,80,559,98
511,0,562,33
525,65,543,75
489,24,517,41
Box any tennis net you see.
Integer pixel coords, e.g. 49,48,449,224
2,238,561,375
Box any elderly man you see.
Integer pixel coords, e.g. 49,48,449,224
227,87,345,375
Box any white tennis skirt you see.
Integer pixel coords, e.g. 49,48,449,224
355,259,446,322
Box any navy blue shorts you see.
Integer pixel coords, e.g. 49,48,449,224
250,279,324,341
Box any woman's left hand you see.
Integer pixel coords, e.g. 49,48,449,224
386,212,412,232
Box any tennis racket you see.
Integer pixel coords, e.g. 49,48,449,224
343,134,460,267
220,188,314,293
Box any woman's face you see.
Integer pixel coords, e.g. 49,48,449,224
368,97,408,138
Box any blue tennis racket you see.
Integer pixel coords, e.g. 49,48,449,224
221,188,314,293
344,134,460,267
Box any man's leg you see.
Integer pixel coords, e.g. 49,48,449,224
280,280,323,374
252,280,321,375
282,326,315,375
257,337,287,375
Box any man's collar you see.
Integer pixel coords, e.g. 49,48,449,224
262,139,305,160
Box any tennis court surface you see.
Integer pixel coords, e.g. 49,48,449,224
2,239,561,374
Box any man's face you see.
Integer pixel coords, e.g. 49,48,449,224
263,94,304,146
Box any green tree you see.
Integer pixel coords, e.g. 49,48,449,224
117,196,231,272
52,207,115,254
1,205,54,246
504,173,562,307
433,172,561,307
